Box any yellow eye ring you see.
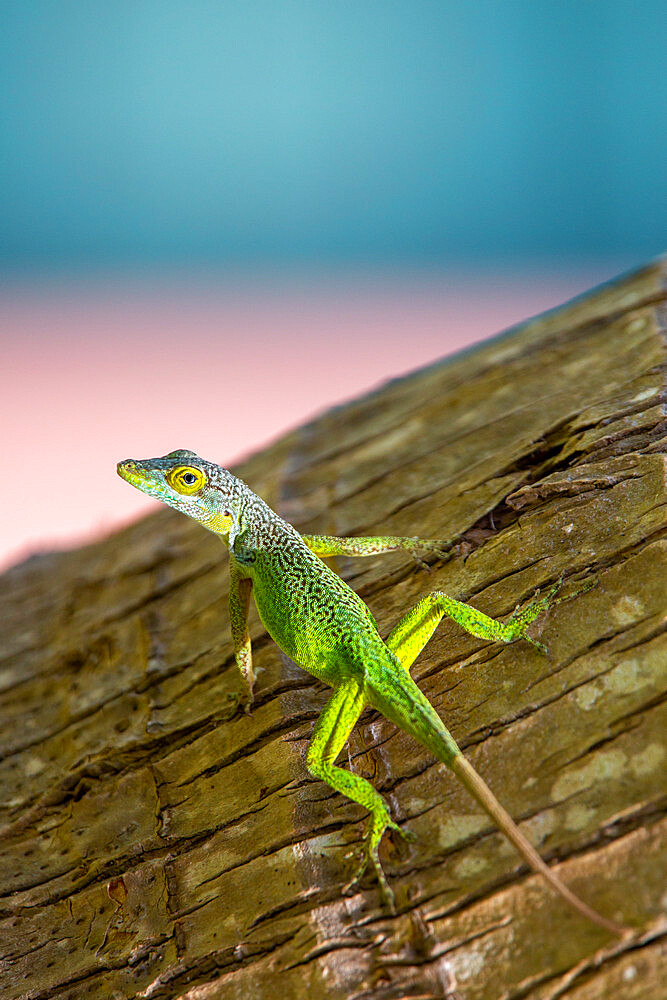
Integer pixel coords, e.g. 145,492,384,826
166,466,207,495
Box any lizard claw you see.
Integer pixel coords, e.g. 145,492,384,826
342,815,412,911
411,553,433,572
225,687,254,716
410,539,454,570
344,844,397,912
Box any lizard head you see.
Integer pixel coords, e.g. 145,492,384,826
117,450,241,537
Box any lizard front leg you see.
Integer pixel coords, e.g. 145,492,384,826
228,556,254,707
301,533,453,568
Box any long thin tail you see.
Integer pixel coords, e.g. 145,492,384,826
366,665,628,936
449,755,627,936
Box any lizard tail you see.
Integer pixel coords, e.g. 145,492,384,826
448,754,628,936
365,665,629,936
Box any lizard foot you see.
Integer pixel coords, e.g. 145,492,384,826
409,538,455,570
343,814,413,912
225,686,254,716
504,574,599,651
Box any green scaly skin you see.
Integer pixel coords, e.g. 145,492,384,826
117,449,627,935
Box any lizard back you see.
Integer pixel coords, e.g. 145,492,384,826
235,490,386,684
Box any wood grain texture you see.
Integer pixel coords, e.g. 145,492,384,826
1,261,665,1000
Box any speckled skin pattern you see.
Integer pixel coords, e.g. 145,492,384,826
117,449,624,934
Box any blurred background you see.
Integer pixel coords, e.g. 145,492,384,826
2,1,665,570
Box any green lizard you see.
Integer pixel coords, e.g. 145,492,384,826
118,449,626,935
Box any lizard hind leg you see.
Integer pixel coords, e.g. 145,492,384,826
501,574,598,651
305,678,408,911
385,577,596,672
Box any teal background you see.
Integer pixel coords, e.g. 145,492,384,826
1,1,665,271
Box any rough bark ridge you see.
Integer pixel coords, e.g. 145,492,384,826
1,261,665,1000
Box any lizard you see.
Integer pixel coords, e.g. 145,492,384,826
117,449,627,935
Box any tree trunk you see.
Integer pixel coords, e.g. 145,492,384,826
1,261,665,1000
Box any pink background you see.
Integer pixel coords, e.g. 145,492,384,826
2,264,620,571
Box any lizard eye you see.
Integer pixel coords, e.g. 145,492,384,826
166,466,207,495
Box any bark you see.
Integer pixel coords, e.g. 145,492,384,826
1,260,665,1000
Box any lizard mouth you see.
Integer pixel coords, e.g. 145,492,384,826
117,460,151,490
